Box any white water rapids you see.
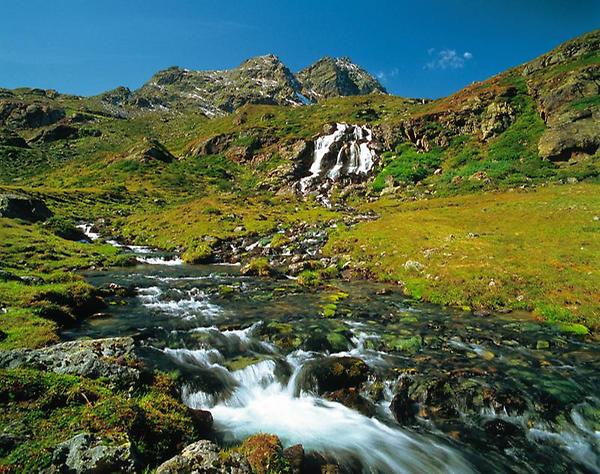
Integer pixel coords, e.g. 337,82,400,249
160,315,475,473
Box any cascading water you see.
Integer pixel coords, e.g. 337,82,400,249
69,262,600,474
299,123,378,198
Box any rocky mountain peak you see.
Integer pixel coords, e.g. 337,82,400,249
297,56,387,102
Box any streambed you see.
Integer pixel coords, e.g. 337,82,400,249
65,255,600,473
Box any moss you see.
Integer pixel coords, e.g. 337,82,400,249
242,257,274,277
224,355,268,371
297,270,321,288
182,242,214,264
269,233,289,250
0,368,196,471
382,335,422,353
321,303,337,318
239,434,290,474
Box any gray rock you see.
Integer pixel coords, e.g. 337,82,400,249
0,337,141,389
0,193,52,222
49,432,136,473
156,440,251,474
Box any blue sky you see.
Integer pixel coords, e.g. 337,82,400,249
1,0,598,99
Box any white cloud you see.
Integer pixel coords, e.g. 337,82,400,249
375,67,399,83
425,49,473,70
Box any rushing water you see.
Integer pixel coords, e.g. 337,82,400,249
64,251,600,473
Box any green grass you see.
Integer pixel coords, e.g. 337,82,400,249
326,183,600,332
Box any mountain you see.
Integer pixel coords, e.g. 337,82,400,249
130,55,305,115
104,55,385,116
297,56,387,101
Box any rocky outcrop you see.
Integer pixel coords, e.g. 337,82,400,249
49,433,137,474
29,123,79,143
0,101,65,128
297,57,387,101
121,138,176,163
0,193,52,221
524,30,600,161
156,440,251,474
0,128,28,148
0,337,141,389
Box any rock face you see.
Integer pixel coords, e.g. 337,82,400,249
0,99,65,128
297,56,387,101
49,433,137,474
0,193,52,221
0,337,141,389
524,29,600,161
156,440,251,474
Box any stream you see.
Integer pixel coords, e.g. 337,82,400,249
64,244,600,473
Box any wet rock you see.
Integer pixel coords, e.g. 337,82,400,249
324,388,375,416
188,408,213,436
305,356,371,393
0,193,52,222
0,337,141,389
156,439,251,474
483,419,522,448
390,377,416,424
49,432,137,473
283,444,304,474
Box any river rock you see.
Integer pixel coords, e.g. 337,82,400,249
0,193,52,222
156,440,251,474
324,388,375,416
49,432,137,473
188,408,213,435
0,337,141,389
391,371,528,424
303,356,371,393
283,444,304,474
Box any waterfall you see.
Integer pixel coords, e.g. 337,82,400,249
298,123,378,196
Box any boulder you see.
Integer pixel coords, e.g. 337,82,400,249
124,138,175,163
0,337,141,389
283,444,304,474
303,356,371,393
156,440,251,474
324,388,375,416
50,432,137,473
188,408,213,435
0,193,52,222
538,119,600,161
